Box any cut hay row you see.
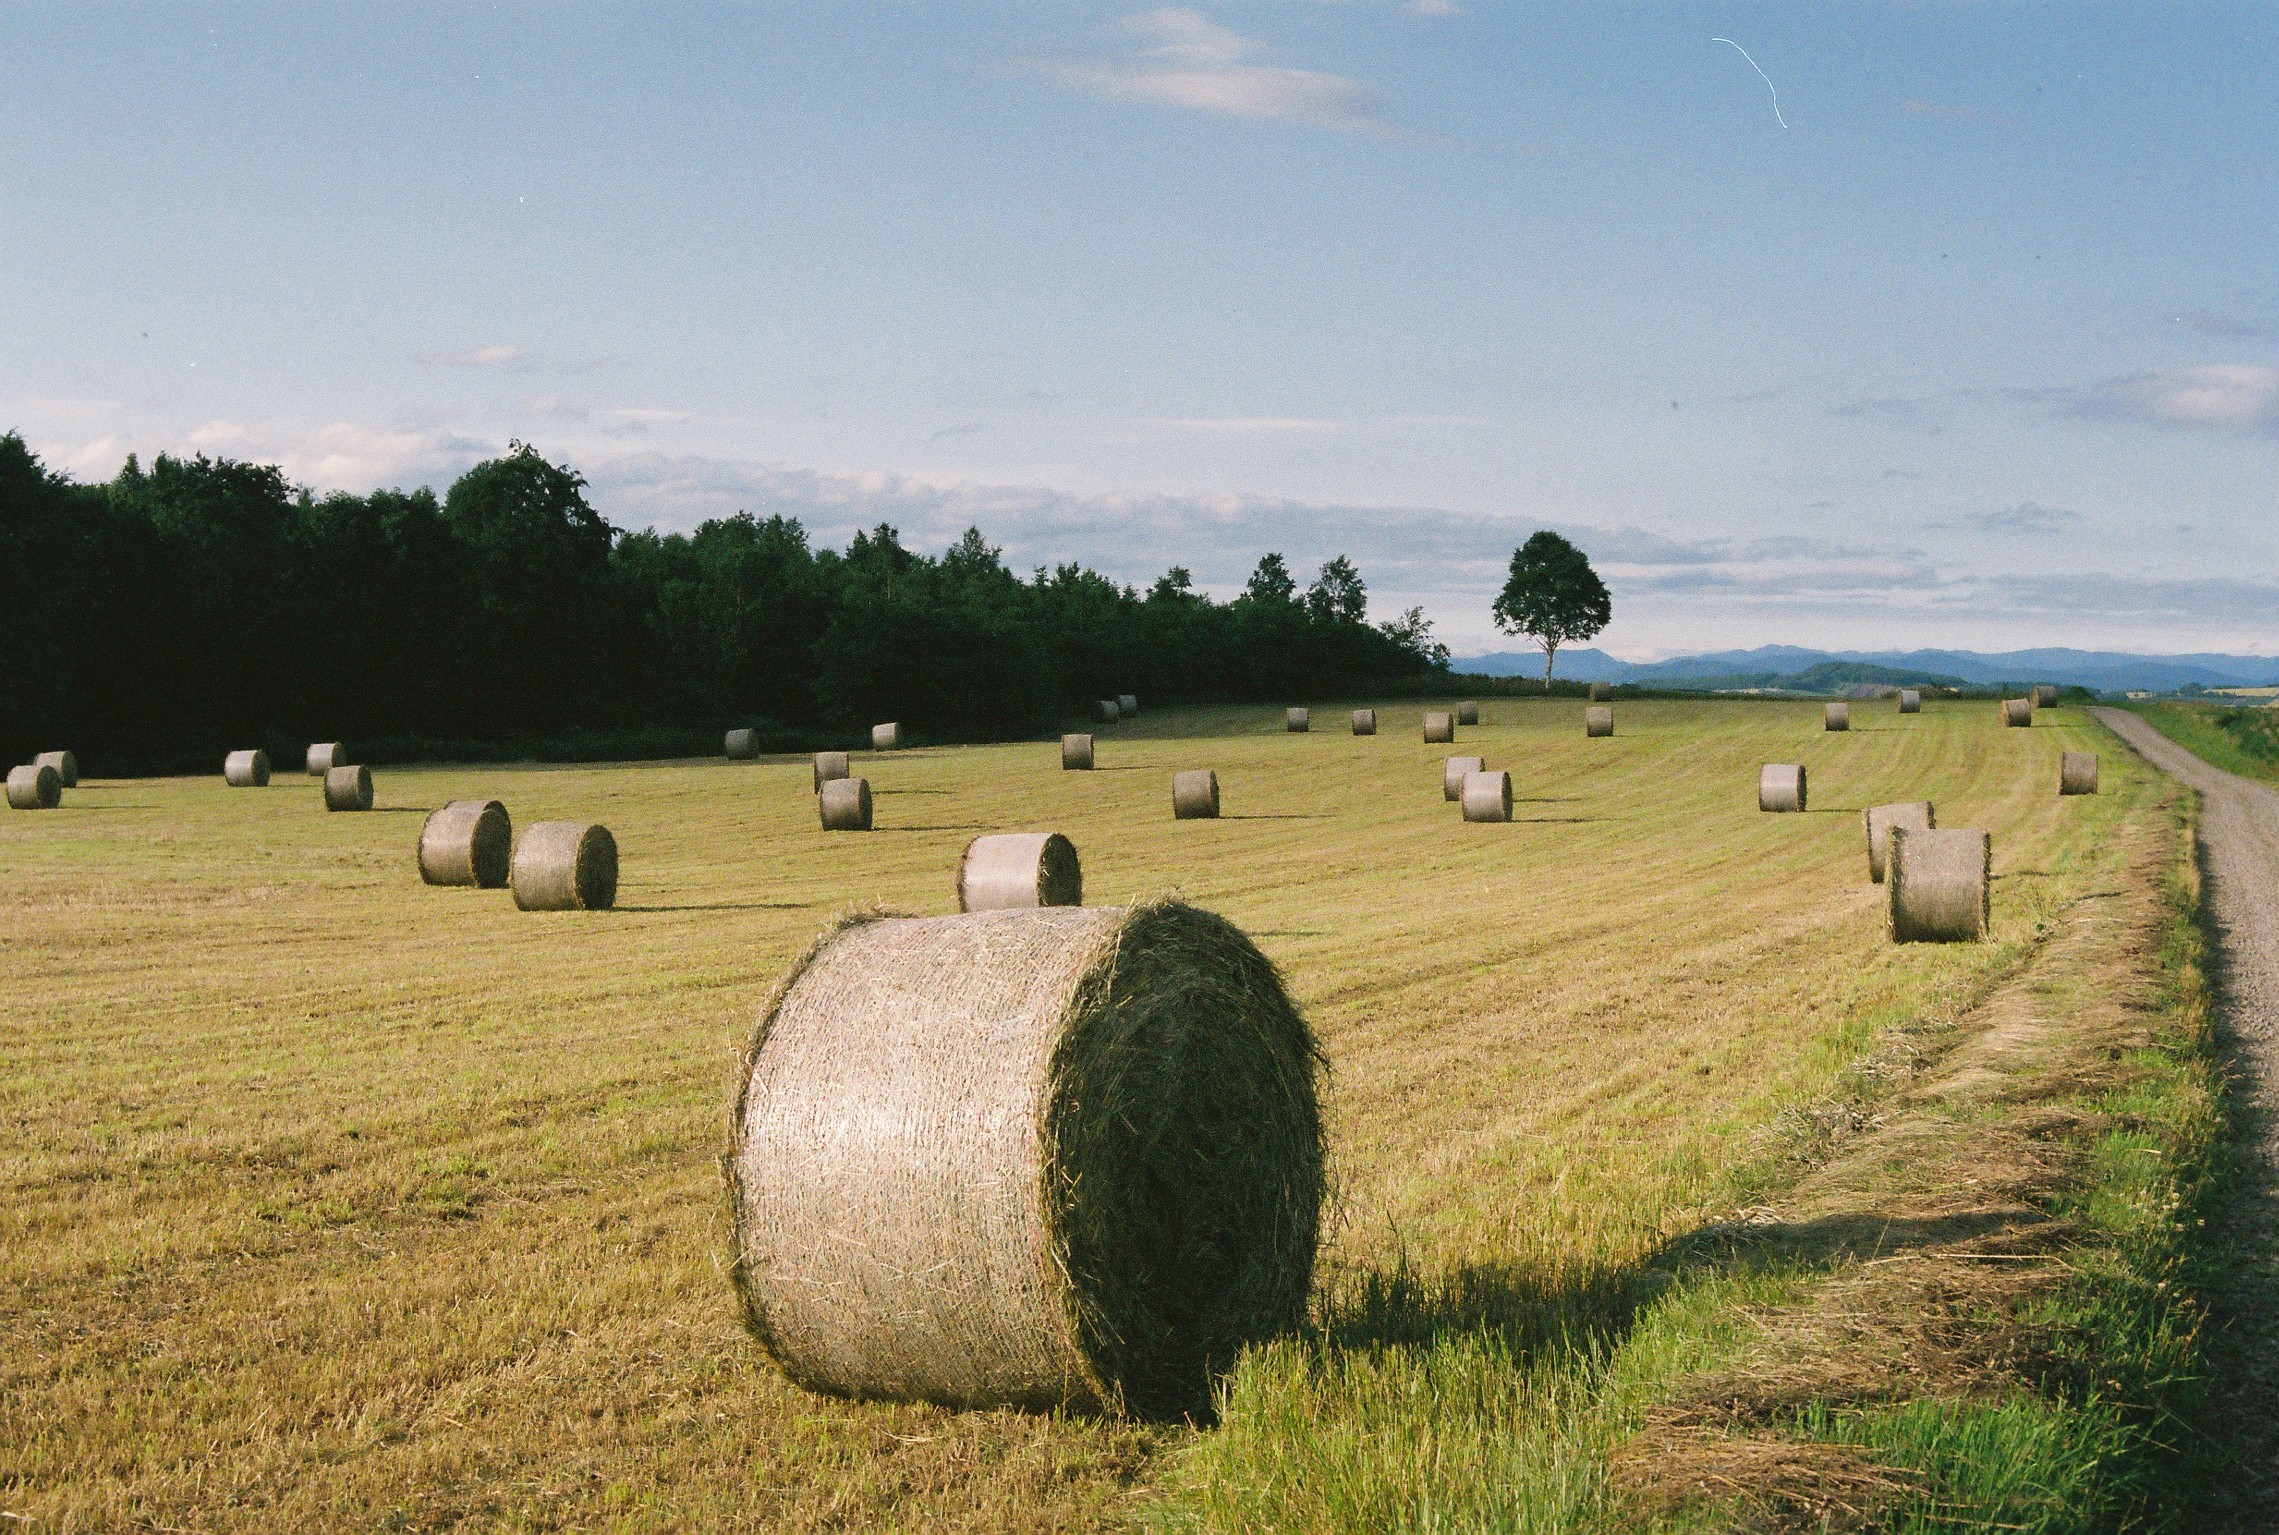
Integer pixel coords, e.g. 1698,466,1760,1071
956,832,1082,911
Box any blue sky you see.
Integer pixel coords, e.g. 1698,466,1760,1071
3,2,2274,655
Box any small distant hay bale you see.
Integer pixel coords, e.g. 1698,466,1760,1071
305,742,344,776
1097,700,1121,723
419,799,512,887
1460,769,1512,822
820,777,874,831
1889,827,1989,943
323,764,373,812
725,899,1324,1419
1456,701,1480,726
2002,698,2033,727
873,723,905,751
1759,763,1806,813
1443,755,1484,801
1423,711,1455,743
1824,702,1850,732
726,728,760,760
1118,694,1139,716
2060,752,2099,796
1351,709,1376,736
224,749,270,788
813,751,851,791
1589,682,1611,702
1898,689,1921,713
1286,707,1310,733
1172,769,1219,819
1864,800,1934,884
958,832,1083,911
2035,685,2059,707
33,750,78,788
512,821,619,911
1062,734,1095,771
1586,705,1614,738
7,763,61,810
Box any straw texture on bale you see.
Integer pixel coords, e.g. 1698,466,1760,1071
2035,685,2059,707
419,799,512,887
1759,763,1807,813
1864,800,1935,884
1286,707,1310,733
813,751,851,791
819,777,873,831
2003,698,2033,727
1172,769,1220,820
1822,701,1850,732
323,764,373,812
725,728,760,760
1061,734,1095,771
1117,694,1138,716
1889,827,1990,943
1097,700,1121,723
1589,681,1611,702
223,749,270,788
1423,711,1455,744
2060,752,2100,796
1460,769,1512,823
1456,701,1480,726
872,723,904,751
1351,709,1376,736
1586,705,1614,738
958,832,1083,912
33,750,78,788
511,821,619,911
7,763,61,810
1443,755,1484,801
305,742,343,776
725,900,1325,1420
1898,689,1921,713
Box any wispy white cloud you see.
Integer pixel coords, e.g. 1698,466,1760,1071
2092,364,2279,433
1940,500,2083,534
1023,8,1395,135
416,344,530,368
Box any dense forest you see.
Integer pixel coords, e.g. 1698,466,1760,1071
0,434,1449,772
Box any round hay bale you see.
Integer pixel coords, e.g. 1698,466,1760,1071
725,899,1324,1419
1097,699,1121,723
1586,705,1614,738
814,751,851,791
2002,698,2033,728
1889,827,1989,943
1589,681,1611,702
33,750,78,788
1460,769,1512,822
2060,752,2099,796
418,799,512,887
1117,694,1139,716
1898,689,1921,714
1759,763,1806,813
323,764,373,812
958,832,1083,912
1442,755,1484,801
1456,701,1480,726
726,728,760,760
1863,800,1934,884
873,723,904,751
512,821,619,911
820,777,873,831
1351,709,1377,736
1286,707,1310,733
7,763,61,810
1423,711,1455,744
223,749,270,788
1823,702,1850,732
305,742,344,776
1062,733,1095,771
2035,685,2059,707
1172,769,1219,820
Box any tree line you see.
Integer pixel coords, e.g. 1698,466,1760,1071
0,434,1450,772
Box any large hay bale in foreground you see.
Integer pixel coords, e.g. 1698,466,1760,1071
1443,755,1484,801
1586,705,1614,738
2060,752,2099,796
224,749,270,788
1117,694,1139,716
1759,763,1806,813
33,750,78,788
813,751,851,791
873,723,904,751
1172,769,1220,820
1864,800,1934,884
1589,681,1611,702
1062,734,1095,771
1423,711,1455,744
7,763,61,810
323,764,373,812
1823,702,1850,732
726,900,1324,1419
726,728,760,760
1889,827,1989,943
1898,689,1921,714
1286,707,1310,733
419,799,512,887
1456,701,1480,726
820,777,874,831
512,821,619,911
2002,698,2033,728
958,833,1083,912
1460,769,1512,822
1351,709,1376,736
2035,685,2059,707
305,742,344,776
1097,699,1121,723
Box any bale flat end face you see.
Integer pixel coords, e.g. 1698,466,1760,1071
726,728,760,760
1442,755,1484,801
223,750,271,788
872,723,904,751
1759,764,1806,813
323,765,373,812
419,799,512,887
1823,703,1850,732
1422,711,1455,744
958,832,1083,911
33,750,79,788
820,777,874,831
1285,707,1310,733
1889,827,1990,942
1456,701,1480,726
1585,705,1613,738
1863,800,1935,884
1061,734,1095,771
512,821,619,911
7,763,62,810
2002,699,2033,728
1351,709,1376,735
2059,752,2099,796
1171,770,1220,820
1460,770,1512,822
1898,690,1921,713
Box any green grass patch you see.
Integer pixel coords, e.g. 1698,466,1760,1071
2128,702,2279,785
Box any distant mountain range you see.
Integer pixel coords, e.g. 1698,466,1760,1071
1450,646,2279,695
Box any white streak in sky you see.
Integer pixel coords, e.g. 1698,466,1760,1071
1711,37,1787,129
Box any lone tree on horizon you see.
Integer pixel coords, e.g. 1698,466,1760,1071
1492,530,1612,688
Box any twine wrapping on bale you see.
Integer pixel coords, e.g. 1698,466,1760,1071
33,750,78,788
1097,700,1121,724
1443,755,1484,801
873,723,904,751
813,751,851,791
419,800,512,887
2002,698,2033,728
2060,752,2100,796
1062,734,1095,771
958,833,1083,912
1824,702,1850,732
1589,682,1611,702
726,729,760,761
1889,827,1990,943
1171,769,1220,820
1286,707,1310,733
512,821,619,911
323,764,373,813
1118,694,1139,717
7,763,61,810
305,742,344,776
725,899,1325,1420
1457,701,1480,726
1460,769,1512,823
1351,709,1376,736
820,777,873,831
1864,801,1935,884
1586,705,1614,738
223,749,270,788
2035,685,2059,707
1898,690,1921,714
1423,711,1455,744
1759,763,1806,813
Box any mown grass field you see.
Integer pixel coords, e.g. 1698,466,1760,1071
2,697,2183,1530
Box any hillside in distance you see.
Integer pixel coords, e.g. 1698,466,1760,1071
1452,645,2279,694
